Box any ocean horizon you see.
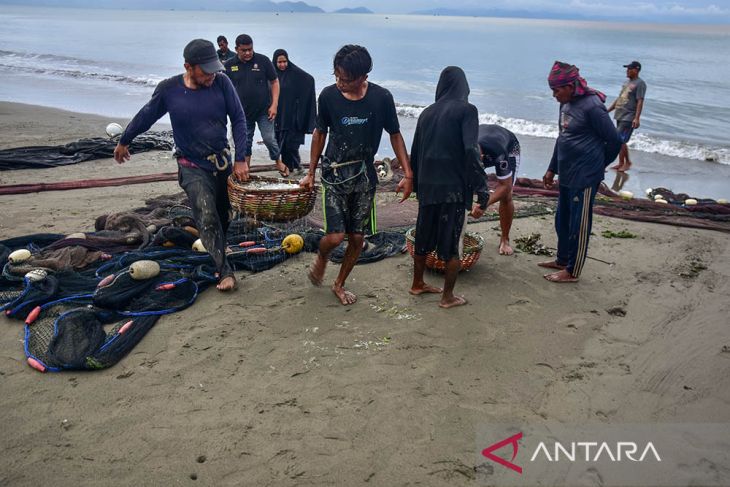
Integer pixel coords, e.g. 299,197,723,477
1,4,730,198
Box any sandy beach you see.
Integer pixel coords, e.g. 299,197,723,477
1,102,729,486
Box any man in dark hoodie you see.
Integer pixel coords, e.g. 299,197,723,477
409,66,489,308
300,45,413,306
542,61,622,283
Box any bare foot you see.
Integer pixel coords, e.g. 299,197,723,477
216,275,237,292
609,163,622,170
617,161,632,172
543,270,579,283
498,240,514,256
439,295,467,309
409,283,442,295
308,256,326,286
332,285,357,305
537,260,566,270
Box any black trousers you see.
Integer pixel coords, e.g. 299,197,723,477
178,164,233,279
276,130,302,171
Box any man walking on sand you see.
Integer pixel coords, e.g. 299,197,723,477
608,61,646,172
114,39,248,292
225,34,290,177
541,61,621,283
300,44,413,306
409,66,488,308
478,124,521,256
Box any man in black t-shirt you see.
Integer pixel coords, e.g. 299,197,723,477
225,34,289,176
300,45,414,306
478,124,521,256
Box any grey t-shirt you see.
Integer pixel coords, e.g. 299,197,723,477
614,77,647,122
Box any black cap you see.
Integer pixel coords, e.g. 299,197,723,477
623,61,641,70
183,39,224,74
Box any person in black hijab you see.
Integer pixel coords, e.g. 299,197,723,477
271,49,316,175
409,66,488,309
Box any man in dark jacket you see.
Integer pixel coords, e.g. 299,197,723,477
409,66,488,308
541,61,622,283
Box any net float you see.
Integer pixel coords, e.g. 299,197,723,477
129,260,160,280
105,122,123,138
25,269,47,282
246,247,268,254
118,320,134,334
684,198,698,206
192,239,207,252
618,190,633,200
98,274,115,287
654,194,665,201
718,198,728,204
281,234,304,254
8,249,31,264
25,306,42,325
27,357,46,372
645,188,653,195
655,199,668,204
238,241,257,247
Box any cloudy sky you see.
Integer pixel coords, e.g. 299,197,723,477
320,0,730,22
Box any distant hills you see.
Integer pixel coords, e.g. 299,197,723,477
410,7,591,21
0,0,374,14
334,7,373,14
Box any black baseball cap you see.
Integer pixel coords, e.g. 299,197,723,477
623,61,641,70
183,39,224,74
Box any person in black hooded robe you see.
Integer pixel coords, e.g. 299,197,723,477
272,49,316,175
409,66,489,309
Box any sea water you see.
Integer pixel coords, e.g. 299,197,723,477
1,5,729,196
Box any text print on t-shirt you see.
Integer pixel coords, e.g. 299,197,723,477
341,116,369,126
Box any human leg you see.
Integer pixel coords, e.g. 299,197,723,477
538,186,570,270
178,166,234,290
258,115,287,176
332,233,364,305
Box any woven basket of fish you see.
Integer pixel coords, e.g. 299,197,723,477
228,175,318,222
405,227,484,272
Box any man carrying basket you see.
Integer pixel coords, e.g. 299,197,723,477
300,45,413,305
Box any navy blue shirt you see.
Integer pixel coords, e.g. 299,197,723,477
548,94,622,189
120,74,247,171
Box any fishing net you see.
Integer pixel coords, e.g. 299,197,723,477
0,131,173,170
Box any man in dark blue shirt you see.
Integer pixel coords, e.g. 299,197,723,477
542,61,621,283
114,38,248,292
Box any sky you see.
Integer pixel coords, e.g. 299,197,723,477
318,0,730,23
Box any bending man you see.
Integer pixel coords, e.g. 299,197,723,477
478,124,520,255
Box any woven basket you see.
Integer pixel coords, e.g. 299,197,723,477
405,227,484,272
228,175,318,222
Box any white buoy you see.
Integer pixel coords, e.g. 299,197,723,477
655,199,668,204
192,239,207,253
8,249,32,264
25,269,48,282
645,188,653,196
618,190,633,200
129,260,160,280
717,199,728,205
654,194,665,201
684,198,698,206
105,122,123,138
